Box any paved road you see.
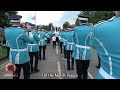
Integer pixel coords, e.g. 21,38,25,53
0,42,99,79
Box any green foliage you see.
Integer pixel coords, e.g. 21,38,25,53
63,22,70,29
0,46,7,59
43,25,49,30
0,11,18,27
48,23,53,30
42,23,53,31
77,11,114,24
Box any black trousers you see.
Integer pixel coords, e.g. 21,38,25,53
29,52,39,72
76,60,90,79
47,38,50,44
64,46,67,59
39,46,46,60
6,47,10,59
53,41,56,48
13,61,30,79
60,42,63,53
56,37,59,45
66,50,74,70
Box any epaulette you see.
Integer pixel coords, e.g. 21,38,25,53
108,16,115,22
94,20,108,27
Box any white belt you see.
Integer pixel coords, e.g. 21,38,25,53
10,48,27,51
99,67,116,79
28,44,37,45
76,44,90,49
67,42,74,44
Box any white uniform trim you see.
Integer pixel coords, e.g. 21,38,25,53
67,42,74,44
94,21,108,27
67,42,74,50
108,16,115,21
30,46,32,52
28,32,33,38
82,32,92,60
16,34,23,49
38,34,40,37
76,44,90,49
28,44,37,45
15,34,23,64
76,47,80,59
10,48,27,51
11,20,21,22
99,67,115,79
78,17,88,21
9,52,12,63
95,37,112,76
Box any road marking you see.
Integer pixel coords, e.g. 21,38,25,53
57,62,62,79
88,72,94,79
56,46,59,54
0,61,9,70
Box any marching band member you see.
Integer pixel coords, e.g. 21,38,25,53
4,15,34,79
38,29,47,60
27,24,40,73
52,34,56,48
91,11,120,79
58,30,64,53
46,31,51,44
65,29,75,70
54,27,59,45
62,30,67,60
72,13,93,79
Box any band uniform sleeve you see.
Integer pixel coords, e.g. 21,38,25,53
22,32,34,44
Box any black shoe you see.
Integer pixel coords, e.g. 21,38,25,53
76,77,78,79
34,68,39,73
71,66,74,70
43,58,46,60
38,57,41,60
96,65,100,68
67,68,70,70
31,69,33,74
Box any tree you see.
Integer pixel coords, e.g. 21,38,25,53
89,11,114,24
0,11,18,27
48,23,53,30
43,25,49,31
75,18,80,26
63,22,70,29
80,11,114,24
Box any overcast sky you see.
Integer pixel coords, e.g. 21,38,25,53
17,11,80,27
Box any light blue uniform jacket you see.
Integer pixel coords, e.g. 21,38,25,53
27,30,39,52
4,26,34,64
38,31,47,46
65,32,75,51
72,24,93,60
92,16,120,79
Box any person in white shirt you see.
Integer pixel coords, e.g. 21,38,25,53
52,34,56,48
54,28,59,45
